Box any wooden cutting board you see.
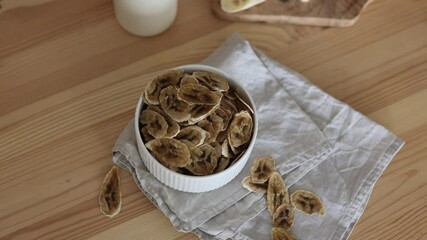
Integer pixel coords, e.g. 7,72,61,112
212,0,374,27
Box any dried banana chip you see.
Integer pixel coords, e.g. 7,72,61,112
267,172,290,215
99,166,122,218
228,136,246,155
228,111,253,148
145,69,183,105
181,140,204,160
146,138,191,168
198,115,224,143
224,90,237,100
210,142,222,156
175,126,209,146
273,203,294,230
140,109,169,139
185,144,219,175
188,102,220,124
147,105,180,138
250,156,275,184
193,71,229,92
271,227,295,240
291,190,325,216
235,92,254,114
141,126,154,142
177,83,222,105
242,176,268,193
221,97,238,116
221,139,234,158
213,156,230,173
214,107,232,131
216,129,228,143
180,75,199,86
159,86,191,122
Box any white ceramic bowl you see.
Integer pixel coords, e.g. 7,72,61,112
134,64,258,193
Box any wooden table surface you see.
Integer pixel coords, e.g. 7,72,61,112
1,0,426,239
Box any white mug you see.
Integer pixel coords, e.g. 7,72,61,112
113,0,178,37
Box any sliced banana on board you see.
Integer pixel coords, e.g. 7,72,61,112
220,0,266,13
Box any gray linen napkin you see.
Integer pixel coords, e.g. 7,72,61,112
112,34,404,240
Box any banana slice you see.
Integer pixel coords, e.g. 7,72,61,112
175,126,210,146
242,176,268,193
271,227,295,240
267,172,290,215
291,190,326,216
185,144,219,176
140,109,169,139
99,166,122,218
220,0,266,13
273,203,294,230
251,156,275,184
146,138,191,168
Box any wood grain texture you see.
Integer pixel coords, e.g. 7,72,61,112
0,0,426,239
211,0,373,27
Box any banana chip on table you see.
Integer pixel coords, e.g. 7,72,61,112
242,176,268,193
271,227,295,240
291,190,326,216
99,166,122,218
267,172,290,215
273,203,294,230
241,156,326,239
251,156,275,184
